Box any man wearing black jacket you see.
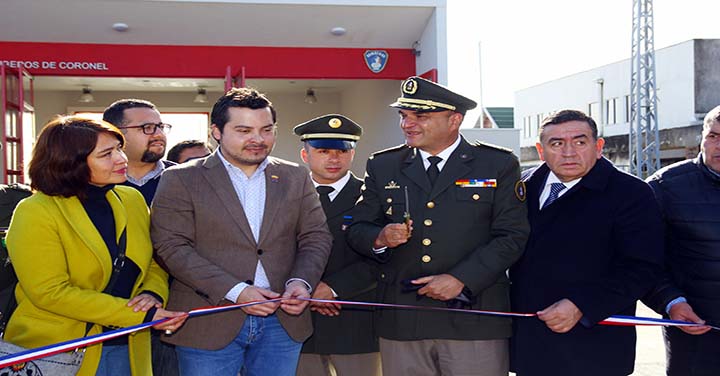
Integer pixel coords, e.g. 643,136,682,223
294,114,380,376
644,105,720,376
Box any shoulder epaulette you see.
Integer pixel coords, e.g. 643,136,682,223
473,140,513,153
369,144,408,159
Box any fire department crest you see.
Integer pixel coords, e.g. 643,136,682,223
364,50,388,73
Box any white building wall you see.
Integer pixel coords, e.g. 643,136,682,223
515,40,698,148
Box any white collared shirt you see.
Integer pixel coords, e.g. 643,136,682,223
539,171,581,208
126,160,165,186
418,135,462,172
217,149,272,301
311,172,351,202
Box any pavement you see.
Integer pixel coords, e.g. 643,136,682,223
632,303,666,375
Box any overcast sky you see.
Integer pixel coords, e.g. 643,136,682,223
450,0,720,106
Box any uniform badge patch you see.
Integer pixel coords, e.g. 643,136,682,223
514,181,527,202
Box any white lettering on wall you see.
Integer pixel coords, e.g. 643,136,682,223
0,60,109,71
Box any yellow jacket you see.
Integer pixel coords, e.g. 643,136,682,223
5,186,169,376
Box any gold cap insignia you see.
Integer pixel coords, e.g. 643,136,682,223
402,78,418,95
328,118,342,129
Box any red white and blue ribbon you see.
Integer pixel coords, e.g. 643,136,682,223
1,297,717,369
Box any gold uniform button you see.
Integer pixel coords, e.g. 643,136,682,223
472,194,480,200
422,255,431,263
422,238,432,246
386,198,393,203
426,201,435,209
424,219,432,226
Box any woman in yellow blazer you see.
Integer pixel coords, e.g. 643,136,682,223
5,116,187,376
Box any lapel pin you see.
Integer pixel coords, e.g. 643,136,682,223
270,175,279,183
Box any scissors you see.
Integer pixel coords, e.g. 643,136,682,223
403,186,412,237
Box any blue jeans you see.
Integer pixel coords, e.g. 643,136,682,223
176,314,302,376
96,345,131,376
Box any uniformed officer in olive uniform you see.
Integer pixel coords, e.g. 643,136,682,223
347,76,530,375
293,115,381,376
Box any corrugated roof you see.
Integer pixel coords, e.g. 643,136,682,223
487,107,514,128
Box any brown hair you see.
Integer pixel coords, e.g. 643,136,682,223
29,116,125,199
211,87,277,135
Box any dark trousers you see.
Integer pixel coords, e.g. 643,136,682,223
152,330,179,376
665,326,720,376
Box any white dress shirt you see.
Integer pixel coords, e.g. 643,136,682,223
312,172,351,202
539,171,580,208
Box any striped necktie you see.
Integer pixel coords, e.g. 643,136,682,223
542,182,566,209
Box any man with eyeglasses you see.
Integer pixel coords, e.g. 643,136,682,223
103,99,176,206
103,98,179,376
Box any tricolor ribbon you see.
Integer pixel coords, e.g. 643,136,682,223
1,297,717,369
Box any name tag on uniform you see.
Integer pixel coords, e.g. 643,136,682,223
455,179,497,188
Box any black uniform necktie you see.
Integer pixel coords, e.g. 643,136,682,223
316,185,335,211
427,156,442,186
542,182,566,209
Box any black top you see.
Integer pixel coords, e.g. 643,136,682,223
121,160,176,206
81,184,149,344
644,155,720,323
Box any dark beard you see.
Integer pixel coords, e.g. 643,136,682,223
141,149,163,163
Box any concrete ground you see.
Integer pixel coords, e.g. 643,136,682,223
632,303,666,376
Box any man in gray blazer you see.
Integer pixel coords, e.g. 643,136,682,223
151,87,332,376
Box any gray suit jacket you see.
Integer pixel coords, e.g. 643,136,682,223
151,152,332,350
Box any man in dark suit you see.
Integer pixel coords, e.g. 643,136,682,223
510,109,664,376
293,114,381,376
347,76,529,375
151,88,332,376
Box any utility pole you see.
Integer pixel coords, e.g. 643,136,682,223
629,0,660,178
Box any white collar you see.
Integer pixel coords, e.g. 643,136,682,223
312,172,351,201
312,171,351,192
545,171,581,190
418,135,462,167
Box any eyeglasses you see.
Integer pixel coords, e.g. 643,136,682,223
119,122,173,135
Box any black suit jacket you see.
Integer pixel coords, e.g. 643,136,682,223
348,138,529,341
510,158,664,376
302,173,379,354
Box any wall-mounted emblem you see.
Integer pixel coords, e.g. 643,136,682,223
364,50,388,73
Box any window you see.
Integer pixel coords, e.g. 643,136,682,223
605,98,617,125
625,95,632,123
588,102,600,124
523,116,533,139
